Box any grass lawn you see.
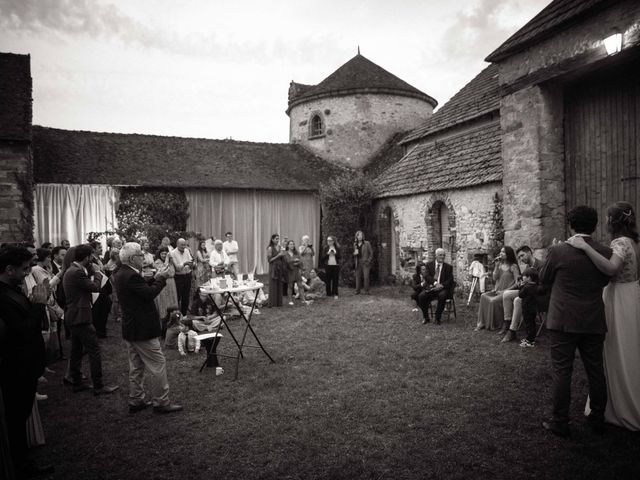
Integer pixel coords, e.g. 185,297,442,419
35,285,640,480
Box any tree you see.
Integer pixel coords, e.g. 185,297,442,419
319,172,378,286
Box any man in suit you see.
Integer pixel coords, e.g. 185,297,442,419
113,242,183,414
418,248,454,325
63,244,119,395
540,205,611,437
0,246,53,476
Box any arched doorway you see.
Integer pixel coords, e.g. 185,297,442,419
427,200,455,263
378,206,395,280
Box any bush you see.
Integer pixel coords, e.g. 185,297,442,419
319,172,378,286
116,188,190,252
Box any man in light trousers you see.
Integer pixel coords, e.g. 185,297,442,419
113,242,183,414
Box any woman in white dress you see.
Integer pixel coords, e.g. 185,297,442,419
567,201,640,431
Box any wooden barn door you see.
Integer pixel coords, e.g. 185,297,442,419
564,61,640,241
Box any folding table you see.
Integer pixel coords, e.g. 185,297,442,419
199,281,275,379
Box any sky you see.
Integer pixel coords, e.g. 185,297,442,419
0,0,551,143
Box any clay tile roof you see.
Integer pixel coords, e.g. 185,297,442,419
0,52,32,142
486,0,615,62
375,121,502,198
399,64,499,145
32,126,345,191
287,54,437,113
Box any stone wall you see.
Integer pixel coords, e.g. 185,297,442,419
0,142,33,243
500,83,565,254
289,93,433,168
497,0,640,254
374,182,501,290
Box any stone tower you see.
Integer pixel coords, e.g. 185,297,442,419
287,53,437,169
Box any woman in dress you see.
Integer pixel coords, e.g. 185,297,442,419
320,236,341,299
284,240,310,306
566,201,640,431
475,246,520,331
299,235,315,279
267,234,286,307
194,240,211,287
302,268,326,300
154,247,179,319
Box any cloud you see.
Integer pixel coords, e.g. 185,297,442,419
0,0,339,65
438,0,549,61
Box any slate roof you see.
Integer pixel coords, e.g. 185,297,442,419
0,52,32,142
486,0,616,62
375,121,502,198
32,126,345,191
287,54,437,113
399,64,499,145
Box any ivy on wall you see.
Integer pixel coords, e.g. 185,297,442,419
319,172,378,286
489,192,504,257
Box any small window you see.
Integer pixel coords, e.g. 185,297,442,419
310,114,324,137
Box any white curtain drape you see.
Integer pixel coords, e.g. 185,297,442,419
186,189,320,275
34,184,119,247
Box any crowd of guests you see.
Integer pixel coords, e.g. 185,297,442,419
2,203,637,478
468,202,640,436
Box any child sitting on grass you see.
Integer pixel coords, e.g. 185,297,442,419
177,319,201,356
301,268,325,300
163,306,182,349
519,267,539,348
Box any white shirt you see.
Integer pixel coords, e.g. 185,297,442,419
169,248,193,275
223,240,239,263
209,249,230,269
178,330,201,355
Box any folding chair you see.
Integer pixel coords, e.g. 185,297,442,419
535,311,547,339
426,287,457,322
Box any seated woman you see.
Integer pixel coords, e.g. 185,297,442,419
302,268,326,300
191,301,222,332
475,246,520,331
411,263,426,305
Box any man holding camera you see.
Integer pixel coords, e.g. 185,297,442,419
169,238,194,315
62,243,119,395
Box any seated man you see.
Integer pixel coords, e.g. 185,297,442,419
500,245,544,342
417,248,454,325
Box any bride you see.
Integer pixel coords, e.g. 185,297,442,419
566,201,640,431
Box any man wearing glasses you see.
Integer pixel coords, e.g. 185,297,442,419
113,243,182,414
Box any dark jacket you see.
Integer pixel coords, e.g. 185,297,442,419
0,281,46,384
424,261,455,293
63,263,102,327
353,240,373,267
319,246,341,268
112,264,166,342
411,273,426,300
540,238,612,334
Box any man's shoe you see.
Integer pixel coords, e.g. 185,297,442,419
587,416,606,435
129,400,153,413
94,385,119,396
422,317,430,324
501,330,517,343
435,317,442,325
542,421,570,438
497,321,509,335
72,382,93,393
153,404,183,414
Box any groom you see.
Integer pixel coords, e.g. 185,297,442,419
539,205,612,437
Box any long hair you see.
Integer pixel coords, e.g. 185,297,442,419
197,240,207,254
503,246,518,266
268,234,279,250
607,201,638,242
354,230,365,243
326,235,340,249
286,240,298,255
